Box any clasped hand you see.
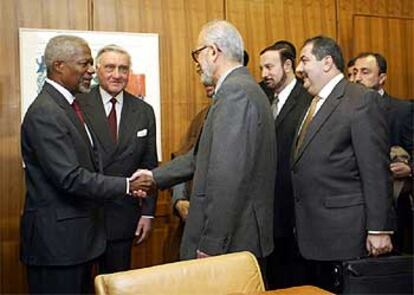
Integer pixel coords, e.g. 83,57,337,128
129,169,156,198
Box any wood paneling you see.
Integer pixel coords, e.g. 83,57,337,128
0,0,91,293
338,0,414,99
226,0,337,81
352,15,414,99
1,0,413,293
338,0,414,59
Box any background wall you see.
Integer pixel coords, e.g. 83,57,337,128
1,0,412,292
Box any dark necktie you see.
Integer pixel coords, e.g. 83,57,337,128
71,98,85,124
108,97,118,143
295,95,320,157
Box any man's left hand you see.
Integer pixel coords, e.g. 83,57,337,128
366,234,393,256
135,217,152,244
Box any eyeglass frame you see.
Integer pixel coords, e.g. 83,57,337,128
191,44,222,63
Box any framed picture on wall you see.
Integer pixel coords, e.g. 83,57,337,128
19,28,162,159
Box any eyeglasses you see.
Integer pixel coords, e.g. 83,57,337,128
191,45,209,63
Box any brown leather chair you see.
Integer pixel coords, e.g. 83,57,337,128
95,251,265,295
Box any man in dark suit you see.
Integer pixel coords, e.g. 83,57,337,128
20,35,143,293
133,20,276,265
78,44,158,274
354,52,413,253
259,41,311,289
293,36,394,293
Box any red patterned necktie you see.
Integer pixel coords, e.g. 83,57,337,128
108,97,117,142
71,98,85,124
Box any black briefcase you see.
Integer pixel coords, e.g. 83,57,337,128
342,255,413,294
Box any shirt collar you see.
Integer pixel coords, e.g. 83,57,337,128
277,78,297,102
318,73,344,100
377,88,385,96
99,86,124,105
214,65,243,98
45,78,74,105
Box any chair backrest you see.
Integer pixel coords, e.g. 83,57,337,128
95,251,265,295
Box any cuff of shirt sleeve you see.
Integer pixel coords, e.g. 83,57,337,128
141,215,154,219
368,231,394,235
126,178,130,194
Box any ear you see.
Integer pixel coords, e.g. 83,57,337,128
323,55,334,72
210,44,220,62
283,59,293,73
53,60,65,74
379,73,387,86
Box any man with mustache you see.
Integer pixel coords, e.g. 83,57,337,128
133,21,276,272
292,36,393,293
259,40,311,289
20,35,143,293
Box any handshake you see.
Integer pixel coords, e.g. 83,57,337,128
128,169,156,197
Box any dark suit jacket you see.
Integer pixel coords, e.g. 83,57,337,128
291,79,394,261
78,87,158,241
382,92,413,153
153,67,277,259
273,81,311,238
20,82,127,266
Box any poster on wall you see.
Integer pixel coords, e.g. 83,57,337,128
19,28,162,159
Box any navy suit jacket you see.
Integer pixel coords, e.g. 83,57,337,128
382,92,413,153
78,87,158,241
273,81,311,238
21,82,127,266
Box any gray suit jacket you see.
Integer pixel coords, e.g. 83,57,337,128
153,67,276,259
20,82,127,266
291,78,394,261
78,87,158,241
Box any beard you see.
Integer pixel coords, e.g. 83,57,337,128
264,68,287,94
77,77,92,93
200,60,214,86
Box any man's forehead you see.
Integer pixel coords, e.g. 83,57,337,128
300,44,313,57
355,56,377,68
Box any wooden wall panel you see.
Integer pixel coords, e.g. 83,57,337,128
352,15,414,99
226,0,337,81
338,0,414,99
0,0,91,293
338,0,414,59
1,0,413,293
93,0,224,269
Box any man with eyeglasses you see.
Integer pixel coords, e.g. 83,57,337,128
78,44,158,274
132,20,276,271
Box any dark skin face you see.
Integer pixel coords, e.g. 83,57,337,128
51,44,95,94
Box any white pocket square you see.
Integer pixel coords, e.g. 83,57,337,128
137,129,148,137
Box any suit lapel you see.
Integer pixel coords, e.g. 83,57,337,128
275,83,299,127
80,87,117,156
44,83,91,147
293,79,346,165
44,83,98,170
118,93,137,149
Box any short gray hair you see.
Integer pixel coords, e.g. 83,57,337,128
44,35,89,74
96,44,131,67
200,20,244,64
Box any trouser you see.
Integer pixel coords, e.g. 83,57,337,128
27,262,93,294
97,238,133,274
